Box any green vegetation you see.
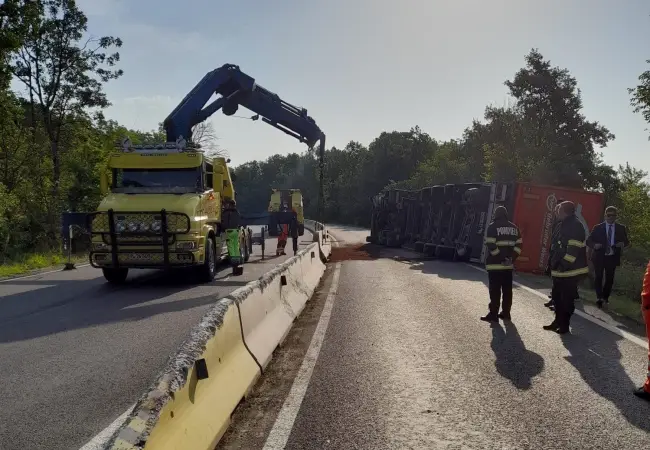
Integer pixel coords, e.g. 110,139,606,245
1,2,649,324
515,271,644,324
0,252,86,279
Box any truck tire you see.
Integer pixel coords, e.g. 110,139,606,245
102,268,128,285
198,236,217,282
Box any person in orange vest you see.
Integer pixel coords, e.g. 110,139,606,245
276,203,289,256
634,260,650,401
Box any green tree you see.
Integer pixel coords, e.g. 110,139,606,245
629,59,650,137
504,49,614,188
7,0,123,237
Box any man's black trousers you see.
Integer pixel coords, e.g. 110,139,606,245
594,256,617,300
488,270,513,316
553,277,578,329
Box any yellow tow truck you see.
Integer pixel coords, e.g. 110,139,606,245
88,137,251,284
267,189,305,237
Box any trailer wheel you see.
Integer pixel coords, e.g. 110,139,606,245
102,268,128,285
198,237,217,282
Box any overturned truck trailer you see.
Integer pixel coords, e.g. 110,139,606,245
367,182,604,274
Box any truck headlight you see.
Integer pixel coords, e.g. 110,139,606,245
176,241,196,250
151,220,162,232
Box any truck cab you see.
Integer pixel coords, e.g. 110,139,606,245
267,188,305,237
88,137,249,284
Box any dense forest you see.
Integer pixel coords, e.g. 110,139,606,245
2,1,650,301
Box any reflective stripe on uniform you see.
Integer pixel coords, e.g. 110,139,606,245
486,264,513,271
485,237,496,244
563,254,576,263
551,267,589,277
513,247,521,254
490,248,500,256
516,238,523,244
567,239,586,247
496,240,516,246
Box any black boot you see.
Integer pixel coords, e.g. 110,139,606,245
633,387,650,401
544,300,554,308
543,321,559,331
498,312,511,321
480,313,499,323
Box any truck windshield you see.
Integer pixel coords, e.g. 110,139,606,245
112,168,202,193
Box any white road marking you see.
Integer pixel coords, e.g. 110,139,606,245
464,263,648,349
263,263,342,449
77,404,135,450
0,264,91,283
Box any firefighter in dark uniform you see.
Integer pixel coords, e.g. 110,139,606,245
481,206,523,323
543,201,588,334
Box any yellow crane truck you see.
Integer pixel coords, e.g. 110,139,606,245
88,138,251,284
86,63,326,284
267,189,305,237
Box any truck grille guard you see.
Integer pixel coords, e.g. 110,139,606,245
87,209,192,269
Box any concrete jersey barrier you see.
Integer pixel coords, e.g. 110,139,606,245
105,222,331,450
305,219,332,260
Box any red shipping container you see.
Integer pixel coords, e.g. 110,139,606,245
511,183,605,274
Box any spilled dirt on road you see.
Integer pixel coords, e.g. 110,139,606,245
329,244,382,262
330,243,435,263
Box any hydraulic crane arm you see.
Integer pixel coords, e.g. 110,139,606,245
163,63,327,222
163,63,325,149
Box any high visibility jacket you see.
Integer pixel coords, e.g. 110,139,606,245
484,219,522,271
549,214,588,278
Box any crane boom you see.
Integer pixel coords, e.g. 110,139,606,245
163,63,326,222
163,63,324,149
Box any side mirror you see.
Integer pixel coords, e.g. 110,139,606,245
100,171,109,195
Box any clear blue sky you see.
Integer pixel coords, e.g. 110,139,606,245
76,0,650,171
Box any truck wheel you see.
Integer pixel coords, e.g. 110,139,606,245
198,237,217,282
102,268,128,285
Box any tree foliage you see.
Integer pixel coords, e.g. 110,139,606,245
629,59,650,138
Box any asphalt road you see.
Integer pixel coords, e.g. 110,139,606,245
220,225,650,450
0,230,313,450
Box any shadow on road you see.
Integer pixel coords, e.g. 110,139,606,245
561,332,650,432
0,272,215,343
490,322,545,390
0,260,248,344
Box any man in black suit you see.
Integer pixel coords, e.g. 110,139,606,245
586,206,630,308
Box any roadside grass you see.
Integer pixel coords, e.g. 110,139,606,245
515,269,644,323
0,253,86,278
